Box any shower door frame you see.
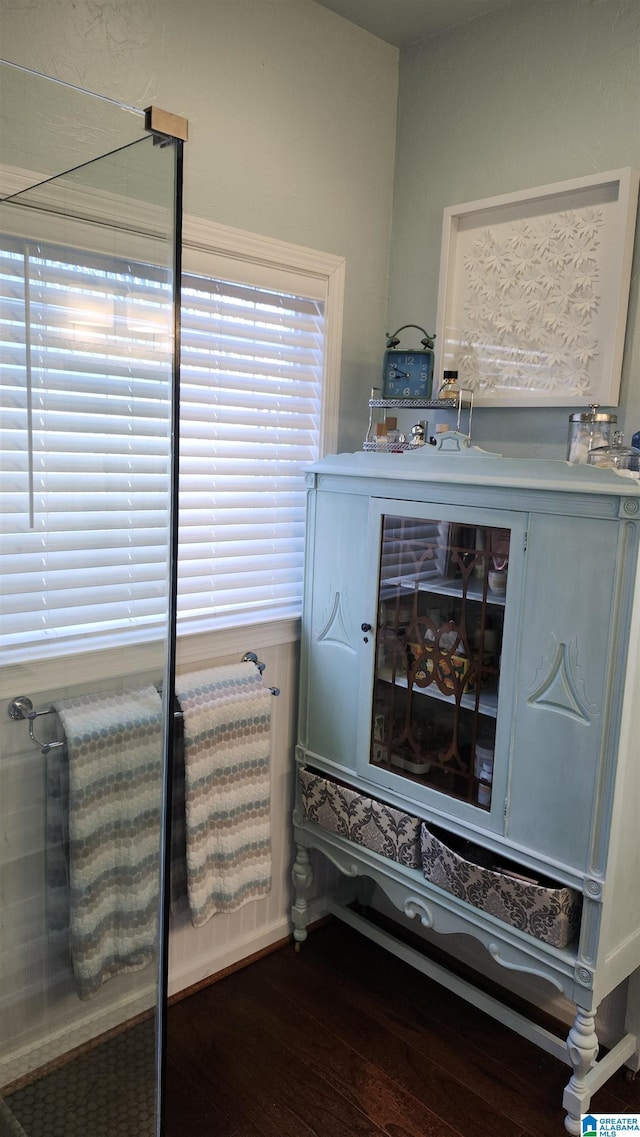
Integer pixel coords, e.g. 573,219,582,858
0,64,187,1137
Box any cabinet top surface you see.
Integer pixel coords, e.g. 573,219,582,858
309,446,640,498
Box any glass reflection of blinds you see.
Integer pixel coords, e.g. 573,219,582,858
178,273,324,630
0,236,173,660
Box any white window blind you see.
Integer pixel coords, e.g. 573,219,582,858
178,272,324,630
0,233,327,661
0,236,174,660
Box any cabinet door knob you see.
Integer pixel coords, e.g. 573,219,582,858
361,622,372,632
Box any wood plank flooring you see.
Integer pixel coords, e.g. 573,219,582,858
165,919,640,1137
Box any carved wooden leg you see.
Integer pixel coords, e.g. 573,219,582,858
563,1007,599,1135
291,844,313,950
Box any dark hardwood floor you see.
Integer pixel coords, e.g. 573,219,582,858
165,919,640,1137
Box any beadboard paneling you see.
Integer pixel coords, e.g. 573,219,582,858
0,629,327,1088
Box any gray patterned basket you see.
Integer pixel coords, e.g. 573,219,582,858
299,768,421,868
420,824,581,948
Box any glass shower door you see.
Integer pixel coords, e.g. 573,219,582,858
0,61,182,1137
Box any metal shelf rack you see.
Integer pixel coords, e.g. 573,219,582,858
364,388,474,450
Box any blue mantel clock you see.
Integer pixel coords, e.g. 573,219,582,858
381,325,435,400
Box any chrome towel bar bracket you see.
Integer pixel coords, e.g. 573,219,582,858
7,695,65,754
241,652,280,696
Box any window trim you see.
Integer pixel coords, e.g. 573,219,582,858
0,189,345,692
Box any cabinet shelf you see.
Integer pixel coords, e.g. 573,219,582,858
377,665,499,718
381,574,507,607
368,397,471,409
363,441,424,453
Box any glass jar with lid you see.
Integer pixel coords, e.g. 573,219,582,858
567,404,617,464
586,432,640,475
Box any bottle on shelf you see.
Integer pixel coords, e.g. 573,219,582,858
438,370,460,400
477,756,494,806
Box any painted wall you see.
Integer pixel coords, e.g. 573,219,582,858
388,0,640,458
0,0,399,453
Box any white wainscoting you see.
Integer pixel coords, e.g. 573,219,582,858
0,624,333,1088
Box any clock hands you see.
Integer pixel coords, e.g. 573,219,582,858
390,367,411,379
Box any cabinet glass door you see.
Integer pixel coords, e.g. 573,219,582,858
370,513,513,812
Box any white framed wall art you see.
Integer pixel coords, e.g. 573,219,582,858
434,168,639,407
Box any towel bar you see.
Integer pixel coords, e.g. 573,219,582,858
7,650,280,754
242,652,280,696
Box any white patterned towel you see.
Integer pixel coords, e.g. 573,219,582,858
175,662,272,927
53,686,164,1000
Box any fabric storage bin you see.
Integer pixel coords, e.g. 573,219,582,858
299,768,421,868
420,824,581,948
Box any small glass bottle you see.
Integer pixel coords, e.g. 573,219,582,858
439,370,459,400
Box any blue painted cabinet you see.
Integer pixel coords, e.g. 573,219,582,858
293,446,640,1133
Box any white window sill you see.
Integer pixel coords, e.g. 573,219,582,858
0,616,300,700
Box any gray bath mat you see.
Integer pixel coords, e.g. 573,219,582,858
4,1020,156,1137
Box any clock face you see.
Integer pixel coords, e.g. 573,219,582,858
382,351,433,399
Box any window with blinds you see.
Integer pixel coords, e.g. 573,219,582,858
0,235,325,662
178,273,324,631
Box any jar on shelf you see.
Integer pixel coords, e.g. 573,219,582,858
586,431,640,475
567,405,617,464
474,741,495,780
488,567,507,595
